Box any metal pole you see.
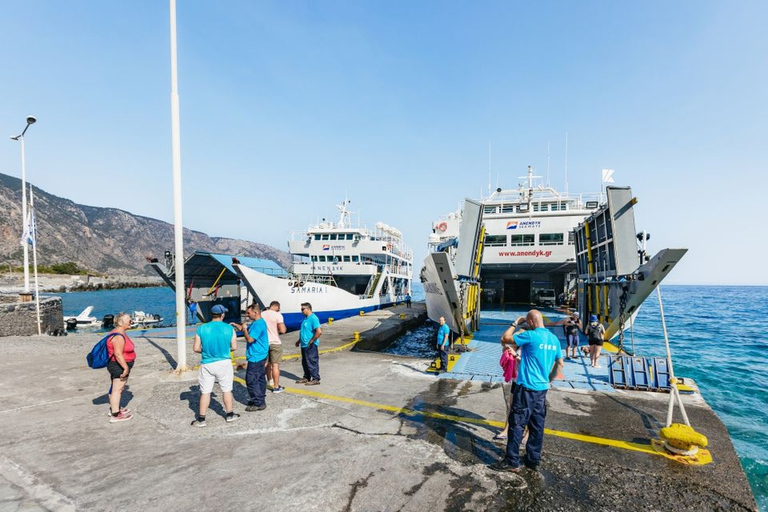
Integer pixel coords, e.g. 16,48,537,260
20,135,30,292
30,188,42,335
170,0,188,371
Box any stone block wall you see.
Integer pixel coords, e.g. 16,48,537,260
0,295,63,337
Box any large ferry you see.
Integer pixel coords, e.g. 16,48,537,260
463,165,601,307
234,200,412,330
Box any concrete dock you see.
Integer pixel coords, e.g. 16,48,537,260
0,303,757,511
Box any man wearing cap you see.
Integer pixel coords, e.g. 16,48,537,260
490,309,563,473
191,304,240,427
295,302,322,385
563,312,582,360
585,314,606,368
231,303,269,411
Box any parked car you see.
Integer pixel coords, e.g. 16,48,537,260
535,289,556,307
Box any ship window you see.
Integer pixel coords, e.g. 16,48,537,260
568,232,575,245
311,255,317,262
484,205,497,214
314,234,321,240
343,255,351,262
540,204,549,212
344,234,351,240
485,235,507,247
510,234,535,246
540,233,564,245
501,204,515,213
352,255,360,262
330,234,337,240
321,234,329,240
533,204,540,212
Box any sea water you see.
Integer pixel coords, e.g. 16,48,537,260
58,284,767,510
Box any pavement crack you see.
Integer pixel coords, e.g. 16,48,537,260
331,423,406,437
342,471,375,512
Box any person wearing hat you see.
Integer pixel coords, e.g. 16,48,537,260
191,304,240,427
584,314,606,368
563,312,583,360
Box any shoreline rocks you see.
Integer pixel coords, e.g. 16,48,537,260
0,273,164,294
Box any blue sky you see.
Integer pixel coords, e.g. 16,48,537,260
1,1,766,285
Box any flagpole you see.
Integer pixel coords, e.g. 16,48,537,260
170,0,188,372
30,188,42,335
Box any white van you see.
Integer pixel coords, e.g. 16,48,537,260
536,289,556,307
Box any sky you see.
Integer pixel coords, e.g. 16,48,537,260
1,1,766,285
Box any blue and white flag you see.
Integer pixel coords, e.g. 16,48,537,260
20,209,36,247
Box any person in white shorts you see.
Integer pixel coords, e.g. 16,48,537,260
262,301,287,393
191,304,240,427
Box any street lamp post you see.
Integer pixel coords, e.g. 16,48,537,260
10,116,37,293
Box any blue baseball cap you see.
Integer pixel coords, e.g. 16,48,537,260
589,314,598,322
211,305,227,315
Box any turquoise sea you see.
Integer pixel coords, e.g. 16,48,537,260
57,284,767,510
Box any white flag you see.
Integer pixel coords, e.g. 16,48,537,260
602,169,615,183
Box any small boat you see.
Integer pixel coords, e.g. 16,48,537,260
63,306,101,329
130,311,163,328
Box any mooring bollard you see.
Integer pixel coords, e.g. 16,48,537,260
359,310,365,316
354,332,360,341
400,313,406,319
328,317,334,324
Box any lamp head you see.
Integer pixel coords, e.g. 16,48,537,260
26,116,36,125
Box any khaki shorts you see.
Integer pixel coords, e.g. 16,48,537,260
268,344,284,364
198,359,234,394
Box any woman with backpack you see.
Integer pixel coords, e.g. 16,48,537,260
584,315,606,368
106,312,135,423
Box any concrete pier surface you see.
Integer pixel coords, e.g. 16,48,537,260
0,303,757,511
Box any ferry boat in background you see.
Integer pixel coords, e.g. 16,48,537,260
234,200,412,330
420,199,485,336
472,165,601,307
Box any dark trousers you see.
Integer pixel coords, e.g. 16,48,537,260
301,343,320,381
505,385,548,468
438,345,448,372
246,357,267,406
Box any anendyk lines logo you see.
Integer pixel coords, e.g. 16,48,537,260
506,220,541,230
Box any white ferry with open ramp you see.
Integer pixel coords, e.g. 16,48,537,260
234,200,412,330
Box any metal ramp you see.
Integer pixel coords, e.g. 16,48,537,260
609,355,671,392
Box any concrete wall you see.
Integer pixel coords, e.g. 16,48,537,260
0,294,63,337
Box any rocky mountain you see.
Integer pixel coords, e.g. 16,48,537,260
0,172,291,275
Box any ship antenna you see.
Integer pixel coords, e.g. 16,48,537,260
564,132,569,196
488,141,492,197
546,141,551,188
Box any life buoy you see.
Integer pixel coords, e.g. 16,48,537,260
437,222,448,232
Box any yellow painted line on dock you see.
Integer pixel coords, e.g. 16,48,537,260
229,379,710,465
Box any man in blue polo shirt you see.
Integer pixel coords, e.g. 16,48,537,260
436,316,450,373
231,303,269,411
295,302,322,385
490,309,563,473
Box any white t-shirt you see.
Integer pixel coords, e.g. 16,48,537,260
261,309,284,345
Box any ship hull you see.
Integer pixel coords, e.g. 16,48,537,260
235,264,398,331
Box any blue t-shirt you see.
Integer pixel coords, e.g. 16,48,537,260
437,324,450,347
300,313,321,347
197,321,234,364
246,318,269,363
514,327,563,391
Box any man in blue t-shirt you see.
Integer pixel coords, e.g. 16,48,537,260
231,303,269,411
295,302,322,385
490,309,563,473
436,316,451,373
191,304,239,427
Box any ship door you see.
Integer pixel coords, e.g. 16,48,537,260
504,279,531,304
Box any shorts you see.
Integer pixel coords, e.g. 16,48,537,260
567,334,580,348
268,344,284,364
198,359,234,394
588,339,604,347
107,361,134,380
